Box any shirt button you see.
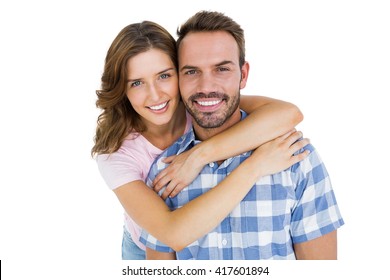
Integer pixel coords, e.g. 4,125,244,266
222,239,227,246
209,162,215,167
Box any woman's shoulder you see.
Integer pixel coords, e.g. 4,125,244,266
96,132,143,161
184,111,193,133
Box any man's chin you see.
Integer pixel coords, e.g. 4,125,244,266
194,116,226,129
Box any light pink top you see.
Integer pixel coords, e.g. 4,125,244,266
97,112,192,250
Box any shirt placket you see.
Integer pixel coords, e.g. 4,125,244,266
214,162,233,259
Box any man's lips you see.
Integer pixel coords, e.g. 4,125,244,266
193,98,224,111
196,99,222,107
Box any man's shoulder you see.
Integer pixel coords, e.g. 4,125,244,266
289,143,325,173
165,129,195,156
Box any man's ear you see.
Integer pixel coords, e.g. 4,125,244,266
239,61,249,89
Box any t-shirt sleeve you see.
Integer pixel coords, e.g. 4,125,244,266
290,145,344,243
96,152,144,190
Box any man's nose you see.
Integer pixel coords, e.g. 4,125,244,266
197,72,217,94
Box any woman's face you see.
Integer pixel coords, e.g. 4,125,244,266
126,48,179,127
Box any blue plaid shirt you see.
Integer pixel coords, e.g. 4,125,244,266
140,111,344,260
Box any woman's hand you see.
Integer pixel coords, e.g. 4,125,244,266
249,129,310,179
152,149,204,200
153,129,309,199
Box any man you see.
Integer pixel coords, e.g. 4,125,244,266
140,11,344,260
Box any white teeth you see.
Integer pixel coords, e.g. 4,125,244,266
197,100,222,106
149,102,168,110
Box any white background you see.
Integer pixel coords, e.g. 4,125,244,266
0,0,389,279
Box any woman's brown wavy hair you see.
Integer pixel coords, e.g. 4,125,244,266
91,21,177,156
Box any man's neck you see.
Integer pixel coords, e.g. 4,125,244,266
193,108,242,141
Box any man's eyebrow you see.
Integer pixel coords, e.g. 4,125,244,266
179,65,197,72
215,60,235,67
180,60,236,72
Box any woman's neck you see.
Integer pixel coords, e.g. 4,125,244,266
141,102,187,150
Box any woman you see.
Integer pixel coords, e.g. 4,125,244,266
92,21,309,259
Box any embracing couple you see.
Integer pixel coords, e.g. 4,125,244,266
92,10,344,260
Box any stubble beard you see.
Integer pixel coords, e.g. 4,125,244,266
184,91,240,129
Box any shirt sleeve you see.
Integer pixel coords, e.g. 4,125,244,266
290,145,344,243
139,230,175,253
140,154,175,252
96,152,144,190
140,131,195,252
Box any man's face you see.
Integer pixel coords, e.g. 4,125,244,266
178,31,248,129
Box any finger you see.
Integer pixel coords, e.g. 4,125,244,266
161,181,176,200
154,174,172,193
289,137,310,152
278,128,297,140
162,155,177,163
284,130,304,147
153,170,167,186
168,183,187,198
289,149,310,165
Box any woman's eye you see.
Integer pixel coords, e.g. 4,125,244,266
131,80,142,87
160,73,171,79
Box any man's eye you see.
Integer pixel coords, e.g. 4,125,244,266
185,70,197,75
217,67,229,72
